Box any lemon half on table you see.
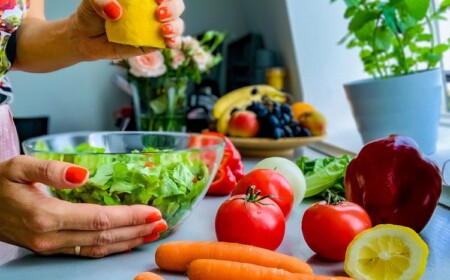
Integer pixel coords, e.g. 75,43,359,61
344,224,429,280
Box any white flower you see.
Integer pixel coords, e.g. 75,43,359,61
170,49,185,70
128,51,167,77
181,36,201,56
193,48,214,72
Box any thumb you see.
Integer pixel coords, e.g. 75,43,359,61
3,155,89,189
90,0,122,21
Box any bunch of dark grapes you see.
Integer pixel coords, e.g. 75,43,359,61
246,96,311,139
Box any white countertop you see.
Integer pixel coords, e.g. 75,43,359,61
1,147,449,279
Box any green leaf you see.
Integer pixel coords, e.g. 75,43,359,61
343,0,360,7
355,21,376,41
416,34,433,42
433,43,450,55
382,7,399,34
375,26,394,51
349,10,380,32
403,0,430,20
440,0,450,10
344,7,357,18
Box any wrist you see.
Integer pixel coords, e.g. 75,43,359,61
66,14,91,63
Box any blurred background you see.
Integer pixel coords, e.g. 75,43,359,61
9,0,450,151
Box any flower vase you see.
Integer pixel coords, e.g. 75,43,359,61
131,77,188,132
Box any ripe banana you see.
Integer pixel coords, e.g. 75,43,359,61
213,85,287,120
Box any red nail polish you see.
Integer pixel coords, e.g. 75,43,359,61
157,6,171,21
156,0,164,4
161,23,174,35
143,233,159,243
153,222,168,234
65,166,88,184
104,2,121,20
145,212,162,223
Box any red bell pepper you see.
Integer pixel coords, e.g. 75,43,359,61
202,131,244,195
208,164,237,195
345,134,442,232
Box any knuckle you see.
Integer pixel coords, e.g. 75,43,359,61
94,231,115,245
28,236,53,252
89,246,109,258
92,212,112,230
38,160,60,181
26,212,57,233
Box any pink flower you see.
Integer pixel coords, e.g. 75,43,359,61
128,51,167,77
193,48,214,72
170,49,185,70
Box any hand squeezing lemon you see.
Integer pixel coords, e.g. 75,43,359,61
345,224,429,280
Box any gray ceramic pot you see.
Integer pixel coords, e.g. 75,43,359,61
344,68,443,154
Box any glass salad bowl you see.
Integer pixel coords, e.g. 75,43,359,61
22,131,225,238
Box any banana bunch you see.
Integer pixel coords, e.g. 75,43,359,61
213,85,288,134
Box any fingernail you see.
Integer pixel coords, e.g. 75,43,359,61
145,212,162,223
157,6,171,21
65,166,88,184
156,0,164,4
143,233,159,243
166,37,176,44
104,2,121,20
161,23,174,36
152,221,168,234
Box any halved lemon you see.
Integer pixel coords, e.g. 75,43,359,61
344,224,429,280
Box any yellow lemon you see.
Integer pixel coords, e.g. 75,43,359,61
344,224,428,280
105,0,165,48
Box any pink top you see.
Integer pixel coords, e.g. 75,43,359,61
0,0,29,161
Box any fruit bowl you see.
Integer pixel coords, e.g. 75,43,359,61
229,135,325,157
22,131,225,238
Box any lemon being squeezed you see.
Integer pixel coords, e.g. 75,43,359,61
344,224,429,280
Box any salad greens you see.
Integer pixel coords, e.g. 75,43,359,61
35,142,209,229
296,155,353,198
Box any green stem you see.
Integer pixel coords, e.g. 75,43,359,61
426,15,436,70
372,14,386,79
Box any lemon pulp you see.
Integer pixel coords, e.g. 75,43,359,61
344,224,428,280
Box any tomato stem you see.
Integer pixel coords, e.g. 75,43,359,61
241,186,274,205
322,189,346,205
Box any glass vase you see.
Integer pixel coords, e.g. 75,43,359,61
131,76,188,132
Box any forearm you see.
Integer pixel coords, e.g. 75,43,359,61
13,16,86,73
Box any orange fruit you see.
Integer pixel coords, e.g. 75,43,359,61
291,102,316,120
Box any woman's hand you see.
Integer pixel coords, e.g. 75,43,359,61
0,155,167,258
74,0,185,60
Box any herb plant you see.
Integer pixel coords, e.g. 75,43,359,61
332,0,450,78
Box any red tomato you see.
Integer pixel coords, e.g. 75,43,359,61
215,188,285,250
301,201,372,261
232,169,294,218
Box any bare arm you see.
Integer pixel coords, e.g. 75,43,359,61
13,0,84,72
13,0,185,73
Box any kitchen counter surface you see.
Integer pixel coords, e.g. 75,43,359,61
1,147,450,279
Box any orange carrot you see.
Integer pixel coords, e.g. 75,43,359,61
133,272,165,280
155,241,313,274
186,259,354,280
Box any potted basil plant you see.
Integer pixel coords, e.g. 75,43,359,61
333,0,450,154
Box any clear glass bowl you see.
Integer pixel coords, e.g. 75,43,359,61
22,131,225,238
